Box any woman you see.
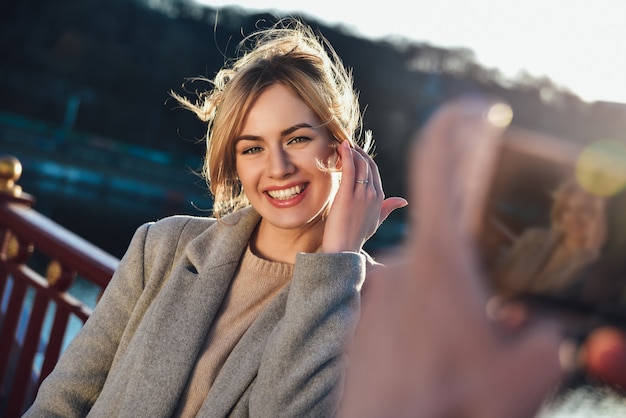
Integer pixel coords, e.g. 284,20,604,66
24,19,406,417
491,178,607,296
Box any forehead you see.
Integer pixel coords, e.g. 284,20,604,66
241,84,321,133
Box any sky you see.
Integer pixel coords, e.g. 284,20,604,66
195,0,626,104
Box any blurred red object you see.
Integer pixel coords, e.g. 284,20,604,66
583,326,626,390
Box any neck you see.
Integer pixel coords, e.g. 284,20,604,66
250,218,325,264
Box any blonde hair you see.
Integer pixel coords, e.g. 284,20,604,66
173,19,370,218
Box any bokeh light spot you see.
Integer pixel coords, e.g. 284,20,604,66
575,139,626,197
487,103,513,128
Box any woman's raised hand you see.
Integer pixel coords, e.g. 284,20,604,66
321,140,407,254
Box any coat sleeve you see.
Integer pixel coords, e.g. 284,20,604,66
23,222,152,418
249,251,365,417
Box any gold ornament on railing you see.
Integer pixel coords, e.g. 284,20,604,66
3,232,33,264
0,155,23,197
46,259,63,286
46,259,76,291
5,233,20,260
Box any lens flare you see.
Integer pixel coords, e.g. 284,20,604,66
575,139,626,197
486,103,513,128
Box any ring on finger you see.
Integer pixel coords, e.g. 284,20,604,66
355,179,369,184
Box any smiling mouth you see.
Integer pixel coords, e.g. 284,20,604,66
266,184,307,200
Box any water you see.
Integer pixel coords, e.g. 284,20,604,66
2,275,101,375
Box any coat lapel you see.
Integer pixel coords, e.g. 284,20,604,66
198,283,291,417
118,208,262,415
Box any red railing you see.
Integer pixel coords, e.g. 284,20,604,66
0,155,119,417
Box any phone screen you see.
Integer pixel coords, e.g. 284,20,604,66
478,127,626,333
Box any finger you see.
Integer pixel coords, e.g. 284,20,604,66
379,197,408,224
410,96,511,241
338,141,371,190
402,96,513,314
353,146,381,192
355,146,387,199
337,140,356,185
351,148,371,190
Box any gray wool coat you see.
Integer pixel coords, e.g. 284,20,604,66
24,206,367,417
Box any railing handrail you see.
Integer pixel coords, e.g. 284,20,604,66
0,203,119,288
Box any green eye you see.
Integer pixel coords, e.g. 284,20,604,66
288,136,311,145
242,146,263,154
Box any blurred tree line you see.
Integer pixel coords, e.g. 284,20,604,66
2,0,626,214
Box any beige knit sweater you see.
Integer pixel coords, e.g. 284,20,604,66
175,245,293,417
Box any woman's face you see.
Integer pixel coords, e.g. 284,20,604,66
235,83,338,232
558,190,600,243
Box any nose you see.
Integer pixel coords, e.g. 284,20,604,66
267,146,295,178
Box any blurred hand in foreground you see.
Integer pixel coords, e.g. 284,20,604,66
341,97,570,418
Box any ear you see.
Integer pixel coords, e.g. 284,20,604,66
334,141,343,169
327,142,342,170
334,152,342,170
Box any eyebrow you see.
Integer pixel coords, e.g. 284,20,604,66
282,123,315,136
234,123,316,143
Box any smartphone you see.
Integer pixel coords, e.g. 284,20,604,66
478,126,626,336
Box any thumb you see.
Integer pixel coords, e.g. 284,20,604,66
379,197,408,224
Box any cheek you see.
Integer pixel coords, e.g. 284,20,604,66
234,161,244,183
235,161,257,189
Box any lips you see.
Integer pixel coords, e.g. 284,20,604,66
266,183,307,200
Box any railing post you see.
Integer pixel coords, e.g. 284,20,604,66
0,154,34,315
0,155,36,417
0,154,33,313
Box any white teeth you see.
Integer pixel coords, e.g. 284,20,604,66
267,184,305,200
